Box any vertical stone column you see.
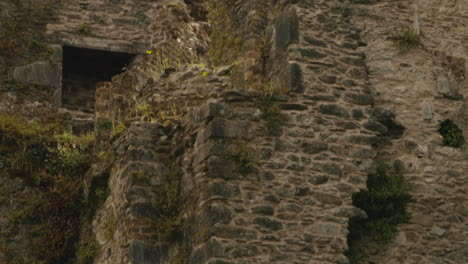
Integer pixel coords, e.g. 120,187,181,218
242,1,269,88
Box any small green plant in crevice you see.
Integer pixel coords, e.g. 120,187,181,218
77,23,92,35
390,26,421,53
104,211,118,242
257,82,288,135
439,119,464,148
111,121,127,138
348,163,411,244
223,138,258,174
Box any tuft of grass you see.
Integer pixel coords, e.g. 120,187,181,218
104,211,117,242
390,27,421,53
439,120,464,148
77,24,92,35
223,138,258,174
257,82,288,135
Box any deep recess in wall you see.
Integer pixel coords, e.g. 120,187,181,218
62,46,135,112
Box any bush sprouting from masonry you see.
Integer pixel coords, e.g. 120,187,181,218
439,119,464,148
348,162,412,242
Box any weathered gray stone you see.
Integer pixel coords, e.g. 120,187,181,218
411,214,433,227
364,120,388,134
253,217,283,230
430,226,446,236
208,182,240,198
13,61,61,86
319,104,350,117
302,141,328,154
202,204,232,225
206,156,234,180
197,118,252,142
319,75,337,84
308,174,329,185
286,63,304,93
344,93,374,105
194,102,226,123
313,192,343,205
251,206,274,216
310,222,341,236
437,77,463,100
332,206,367,219
264,194,280,204
421,102,433,120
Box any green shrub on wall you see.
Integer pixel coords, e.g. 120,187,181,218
348,163,411,241
439,120,464,148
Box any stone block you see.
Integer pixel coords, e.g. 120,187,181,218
194,142,226,165
197,118,252,143
194,102,226,123
310,222,341,236
14,61,62,86
364,120,388,134
207,181,240,198
253,217,283,230
202,203,232,225
251,206,275,216
313,191,343,205
422,102,432,120
206,156,234,180
437,77,463,100
302,141,328,154
319,104,350,117
344,93,374,105
410,213,433,227
286,63,304,93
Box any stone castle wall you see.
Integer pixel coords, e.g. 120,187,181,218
0,0,467,263
348,0,468,263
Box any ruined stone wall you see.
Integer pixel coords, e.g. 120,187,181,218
45,0,158,53
93,1,386,263
1,0,467,263
347,0,468,263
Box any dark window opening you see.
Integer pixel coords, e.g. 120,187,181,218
62,46,135,112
